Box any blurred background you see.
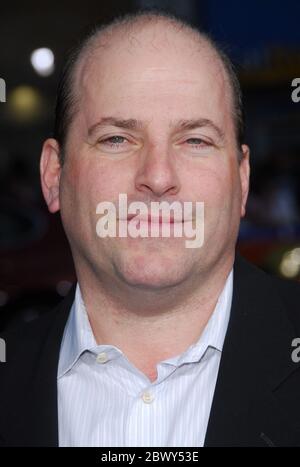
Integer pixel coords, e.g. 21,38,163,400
0,0,300,324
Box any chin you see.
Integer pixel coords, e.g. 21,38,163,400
114,251,189,290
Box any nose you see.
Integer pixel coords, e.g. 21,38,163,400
134,143,181,198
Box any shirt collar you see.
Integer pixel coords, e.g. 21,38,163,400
58,270,233,378
58,283,97,378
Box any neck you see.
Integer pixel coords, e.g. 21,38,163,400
74,254,234,381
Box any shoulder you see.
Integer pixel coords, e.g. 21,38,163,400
0,284,76,361
235,254,300,331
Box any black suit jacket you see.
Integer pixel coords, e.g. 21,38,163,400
1,254,300,447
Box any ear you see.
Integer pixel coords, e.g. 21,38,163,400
40,138,62,213
239,144,250,218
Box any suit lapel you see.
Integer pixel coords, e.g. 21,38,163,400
204,255,300,446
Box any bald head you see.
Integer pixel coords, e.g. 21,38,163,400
54,11,244,163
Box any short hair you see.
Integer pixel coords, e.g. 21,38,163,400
53,10,245,164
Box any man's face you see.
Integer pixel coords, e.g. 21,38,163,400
42,26,249,290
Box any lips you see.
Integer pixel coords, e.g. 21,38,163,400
125,214,179,224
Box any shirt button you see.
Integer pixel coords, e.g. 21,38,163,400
142,391,154,404
96,352,108,364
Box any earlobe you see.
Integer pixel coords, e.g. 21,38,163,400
240,144,250,218
40,138,62,213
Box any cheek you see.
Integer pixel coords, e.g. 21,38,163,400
186,161,241,223
60,162,119,248
188,167,231,204
66,159,125,209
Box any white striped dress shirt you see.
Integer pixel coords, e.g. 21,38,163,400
57,270,233,447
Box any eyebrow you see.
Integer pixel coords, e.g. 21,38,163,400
176,118,225,141
88,117,143,136
88,116,225,141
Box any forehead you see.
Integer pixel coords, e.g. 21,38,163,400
75,24,233,133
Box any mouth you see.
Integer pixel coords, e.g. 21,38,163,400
123,214,181,224
117,213,196,224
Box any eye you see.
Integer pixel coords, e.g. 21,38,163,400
179,136,215,156
100,135,128,147
186,137,210,147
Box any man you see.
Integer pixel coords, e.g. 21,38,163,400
1,11,300,447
